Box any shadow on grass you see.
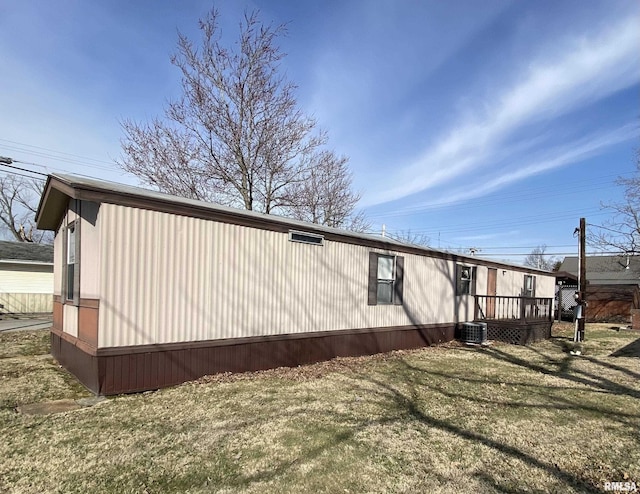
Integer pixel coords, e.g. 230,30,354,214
352,370,602,493
236,357,614,491
479,345,640,400
29,336,639,493
609,337,640,359
387,360,640,432
546,337,640,380
197,340,636,493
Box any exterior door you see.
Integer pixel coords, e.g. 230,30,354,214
487,268,497,318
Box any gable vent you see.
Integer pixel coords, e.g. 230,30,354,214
289,230,324,246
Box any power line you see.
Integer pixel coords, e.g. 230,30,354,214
473,252,577,257
0,138,116,166
0,154,133,185
588,223,630,235
473,244,577,251
0,170,47,181
0,144,118,173
385,208,606,237
0,162,48,177
1,146,116,171
365,172,628,219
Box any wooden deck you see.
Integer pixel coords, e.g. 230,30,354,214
473,295,554,345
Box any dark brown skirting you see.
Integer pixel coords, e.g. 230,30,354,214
51,331,100,394
51,323,455,396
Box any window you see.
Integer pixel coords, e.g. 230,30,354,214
65,221,77,302
289,230,324,246
376,255,395,304
524,275,536,298
456,265,476,296
368,252,404,305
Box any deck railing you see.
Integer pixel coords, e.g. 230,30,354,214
474,295,553,322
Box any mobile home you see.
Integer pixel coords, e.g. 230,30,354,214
36,174,555,395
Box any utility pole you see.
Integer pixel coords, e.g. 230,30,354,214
577,217,587,342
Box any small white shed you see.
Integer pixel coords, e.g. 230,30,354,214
0,241,54,314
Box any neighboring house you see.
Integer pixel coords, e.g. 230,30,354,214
558,255,640,322
0,240,54,315
36,174,556,395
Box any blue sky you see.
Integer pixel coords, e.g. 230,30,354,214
0,0,638,264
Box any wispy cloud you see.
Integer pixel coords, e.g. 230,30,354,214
431,122,639,206
362,14,640,207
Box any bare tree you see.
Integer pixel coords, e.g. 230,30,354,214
523,244,558,271
119,9,363,227
287,150,369,231
589,151,640,254
387,229,431,247
0,175,52,243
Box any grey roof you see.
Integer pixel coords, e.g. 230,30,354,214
48,174,416,247
559,255,640,285
38,173,553,275
0,240,53,263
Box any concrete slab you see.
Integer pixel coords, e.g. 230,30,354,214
16,397,108,415
17,400,82,415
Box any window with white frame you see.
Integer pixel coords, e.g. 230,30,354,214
65,221,77,302
376,255,395,304
368,252,404,306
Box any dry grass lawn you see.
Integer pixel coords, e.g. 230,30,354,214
1,323,639,493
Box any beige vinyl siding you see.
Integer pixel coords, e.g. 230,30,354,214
454,264,488,322
99,204,461,347
55,200,101,300
56,206,80,335
494,269,554,297
97,204,556,348
53,224,64,298
79,201,101,299
63,304,78,337
535,274,555,298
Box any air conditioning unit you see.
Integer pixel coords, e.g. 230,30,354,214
462,322,487,344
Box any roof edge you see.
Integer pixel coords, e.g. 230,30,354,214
38,173,554,276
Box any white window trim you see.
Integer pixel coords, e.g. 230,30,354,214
376,255,396,305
